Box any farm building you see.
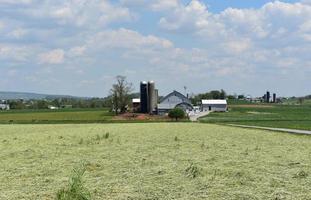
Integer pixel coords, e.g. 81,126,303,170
201,99,227,112
132,98,141,113
0,102,10,110
158,90,193,115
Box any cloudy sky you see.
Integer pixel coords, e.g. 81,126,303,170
0,0,310,97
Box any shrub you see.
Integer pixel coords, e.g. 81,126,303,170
168,108,185,121
56,163,91,200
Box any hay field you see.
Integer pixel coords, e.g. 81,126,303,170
1,123,311,199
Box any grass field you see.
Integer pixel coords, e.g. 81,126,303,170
0,109,114,124
1,123,311,199
200,104,311,131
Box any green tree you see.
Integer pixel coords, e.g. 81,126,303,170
168,108,185,121
110,76,133,115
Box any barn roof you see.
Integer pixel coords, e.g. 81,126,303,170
160,90,191,104
132,98,141,103
201,99,227,105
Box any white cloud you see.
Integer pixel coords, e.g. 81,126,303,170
0,43,31,61
158,0,311,40
88,28,173,50
68,46,86,57
47,0,135,27
223,39,252,54
7,28,27,39
0,0,32,4
120,0,179,11
0,21,4,30
38,49,65,64
151,0,179,11
159,0,210,31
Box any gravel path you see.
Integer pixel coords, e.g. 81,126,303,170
227,124,311,135
189,111,210,122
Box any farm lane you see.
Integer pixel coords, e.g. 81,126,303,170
227,124,311,135
189,111,210,122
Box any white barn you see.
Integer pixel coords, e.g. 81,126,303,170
157,91,193,115
201,100,227,112
0,103,10,110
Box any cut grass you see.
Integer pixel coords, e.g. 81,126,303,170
200,104,311,131
1,123,311,199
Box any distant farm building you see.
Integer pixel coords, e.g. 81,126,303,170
201,100,227,112
132,98,141,113
158,90,193,115
48,105,59,110
0,100,10,110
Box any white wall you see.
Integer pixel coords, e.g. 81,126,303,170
201,104,227,112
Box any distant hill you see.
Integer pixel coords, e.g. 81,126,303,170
0,91,90,100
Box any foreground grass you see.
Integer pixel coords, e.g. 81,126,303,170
200,104,311,130
1,123,311,199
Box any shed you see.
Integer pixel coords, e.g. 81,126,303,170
132,98,141,113
201,99,227,112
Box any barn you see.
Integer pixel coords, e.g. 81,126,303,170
157,90,193,115
201,99,227,112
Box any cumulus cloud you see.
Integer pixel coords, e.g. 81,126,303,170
159,0,311,41
38,49,65,64
0,0,32,4
87,28,173,50
0,0,311,96
0,43,31,61
2,0,135,27
120,0,179,11
7,28,27,39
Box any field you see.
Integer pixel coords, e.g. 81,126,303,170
1,123,311,199
0,109,176,124
200,104,311,131
0,109,114,124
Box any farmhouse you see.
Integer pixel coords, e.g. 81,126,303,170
0,101,10,110
201,99,227,112
158,90,193,115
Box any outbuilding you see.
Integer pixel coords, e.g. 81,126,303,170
132,98,141,113
201,99,227,112
0,103,10,110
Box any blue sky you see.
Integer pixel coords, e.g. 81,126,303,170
0,0,310,97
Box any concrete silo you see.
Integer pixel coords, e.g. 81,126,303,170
148,81,156,114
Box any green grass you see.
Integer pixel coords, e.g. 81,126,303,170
200,104,311,131
1,123,311,199
0,108,114,124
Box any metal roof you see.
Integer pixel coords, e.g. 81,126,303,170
132,98,141,103
159,90,191,104
201,99,227,105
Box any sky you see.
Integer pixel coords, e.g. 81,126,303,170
0,0,311,97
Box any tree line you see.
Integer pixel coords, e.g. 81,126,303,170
4,76,235,112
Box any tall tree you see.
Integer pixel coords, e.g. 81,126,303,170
110,76,133,115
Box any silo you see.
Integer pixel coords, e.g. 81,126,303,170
273,93,276,103
266,91,270,103
140,81,148,113
148,81,155,114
